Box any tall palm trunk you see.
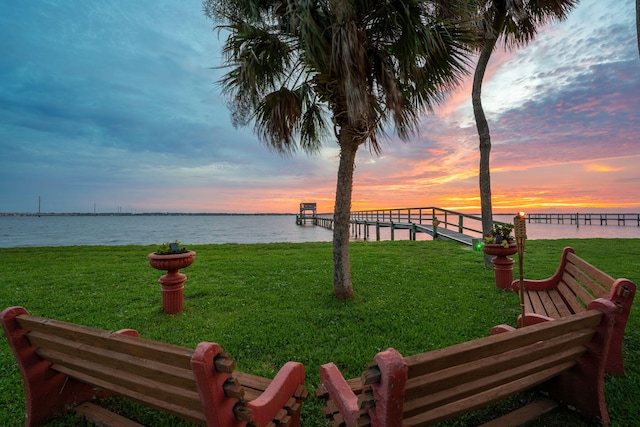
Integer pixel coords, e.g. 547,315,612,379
333,132,357,299
473,14,504,268
637,0,640,56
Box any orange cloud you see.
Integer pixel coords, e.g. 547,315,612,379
584,163,623,172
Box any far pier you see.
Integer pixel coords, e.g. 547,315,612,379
526,212,640,227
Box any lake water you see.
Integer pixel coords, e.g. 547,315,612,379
1,214,639,248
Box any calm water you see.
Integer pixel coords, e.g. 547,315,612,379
0,214,639,248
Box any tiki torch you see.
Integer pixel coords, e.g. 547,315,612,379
514,212,527,327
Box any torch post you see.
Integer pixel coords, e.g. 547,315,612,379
514,212,527,327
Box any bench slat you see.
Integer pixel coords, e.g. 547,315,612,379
523,292,534,315
565,261,608,299
563,270,598,307
478,397,559,427
16,315,194,369
562,271,598,307
537,291,561,318
235,371,272,393
51,363,207,424
28,332,196,390
555,281,586,315
403,362,574,426
547,289,571,318
528,291,549,316
39,348,203,412
404,311,600,378
566,252,614,289
74,402,145,427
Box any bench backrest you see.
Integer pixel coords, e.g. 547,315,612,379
560,250,615,313
354,300,615,426
11,311,210,424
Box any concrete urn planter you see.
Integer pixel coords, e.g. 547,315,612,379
482,243,517,257
148,250,196,314
483,243,517,289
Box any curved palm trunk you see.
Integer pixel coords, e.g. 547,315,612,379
332,136,357,299
472,17,503,268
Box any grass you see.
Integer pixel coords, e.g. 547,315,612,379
0,238,638,426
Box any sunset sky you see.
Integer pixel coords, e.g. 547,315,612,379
1,0,638,214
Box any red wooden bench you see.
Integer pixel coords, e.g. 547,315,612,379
1,306,307,427
317,299,617,426
510,246,636,375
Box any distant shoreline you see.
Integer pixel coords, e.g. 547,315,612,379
0,212,296,217
4,211,639,217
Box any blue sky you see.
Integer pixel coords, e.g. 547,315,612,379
1,0,639,214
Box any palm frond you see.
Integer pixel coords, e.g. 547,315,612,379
254,87,303,154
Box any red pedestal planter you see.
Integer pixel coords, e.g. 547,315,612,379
483,243,517,289
148,251,196,314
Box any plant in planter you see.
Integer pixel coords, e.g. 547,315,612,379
154,241,189,255
148,241,196,315
483,223,515,248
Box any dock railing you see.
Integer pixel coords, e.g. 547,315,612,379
308,209,640,245
314,207,512,245
349,207,486,236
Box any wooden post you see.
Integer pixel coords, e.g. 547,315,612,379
514,212,527,326
432,218,440,240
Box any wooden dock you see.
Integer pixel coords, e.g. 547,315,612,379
302,208,640,247
312,207,486,246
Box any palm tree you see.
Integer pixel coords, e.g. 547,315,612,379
472,0,577,267
204,0,478,299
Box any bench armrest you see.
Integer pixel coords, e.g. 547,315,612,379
248,361,305,426
320,362,361,426
510,247,575,292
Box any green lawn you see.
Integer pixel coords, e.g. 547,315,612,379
1,239,638,426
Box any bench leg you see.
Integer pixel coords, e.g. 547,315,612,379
601,279,636,375
1,307,106,427
546,299,616,425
